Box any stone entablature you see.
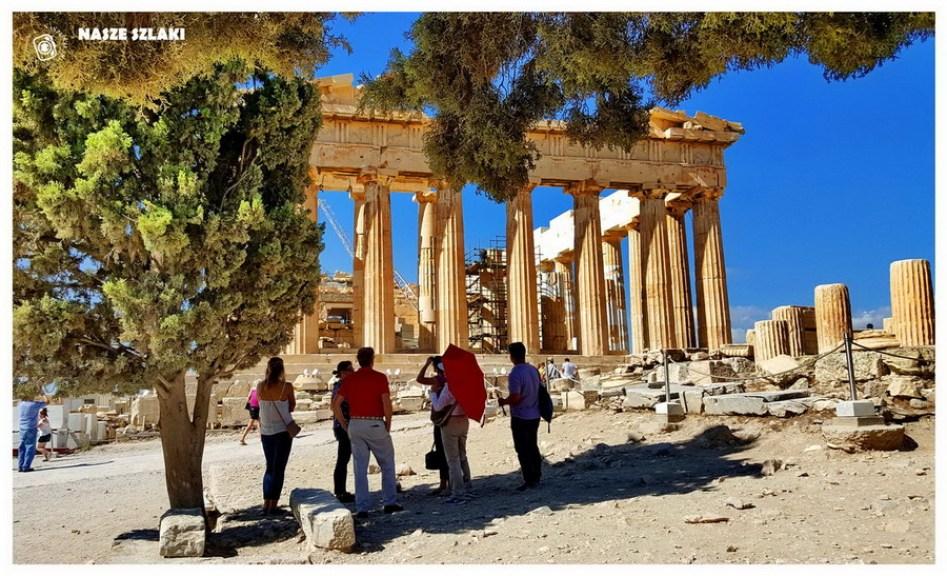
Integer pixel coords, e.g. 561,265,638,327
310,74,742,195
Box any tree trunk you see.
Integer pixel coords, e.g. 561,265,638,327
156,371,211,510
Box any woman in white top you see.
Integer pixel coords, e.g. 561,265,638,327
256,357,296,514
419,356,473,504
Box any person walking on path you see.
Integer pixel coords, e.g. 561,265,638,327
498,342,543,491
333,347,403,518
37,408,53,462
239,385,260,445
418,356,472,503
17,391,48,472
329,360,356,503
257,357,297,514
415,357,450,495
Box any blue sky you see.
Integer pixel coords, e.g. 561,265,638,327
313,13,934,341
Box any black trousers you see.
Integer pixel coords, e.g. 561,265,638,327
333,426,352,495
261,431,293,500
511,417,542,485
433,425,449,484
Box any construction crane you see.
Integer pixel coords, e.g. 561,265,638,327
318,199,419,308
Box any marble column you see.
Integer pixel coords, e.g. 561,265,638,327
540,263,567,353
506,185,540,353
771,305,808,358
435,183,469,351
417,192,438,352
627,223,647,354
351,194,366,347
693,190,732,351
666,205,695,349
602,236,629,353
814,283,852,353
569,181,608,356
637,189,675,350
360,177,396,353
554,258,578,352
285,180,321,354
754,319,790,362
890,259,935,346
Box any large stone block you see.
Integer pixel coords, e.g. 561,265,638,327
290,488,356,552
562,391,586,411
159,508,205,558
220,397,248,428
131,395,160,429
703,394,767,416
821,422,905,452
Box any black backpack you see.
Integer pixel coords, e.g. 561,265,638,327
535,366,554,431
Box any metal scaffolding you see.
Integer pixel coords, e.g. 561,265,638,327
465,237,509,353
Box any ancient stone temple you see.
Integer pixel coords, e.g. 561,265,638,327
286,74,743,356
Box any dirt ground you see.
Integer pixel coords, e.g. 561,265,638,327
12,409,935,565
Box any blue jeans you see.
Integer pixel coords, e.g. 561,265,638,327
18,428,38,471
261,432,293,500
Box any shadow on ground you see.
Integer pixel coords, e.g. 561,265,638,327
205,506,300,557
346,424,764,552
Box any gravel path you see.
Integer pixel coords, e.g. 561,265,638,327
13,411,934,564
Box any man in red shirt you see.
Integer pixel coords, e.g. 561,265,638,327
333,347,403,517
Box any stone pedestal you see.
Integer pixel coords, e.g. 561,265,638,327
666,209,694,349
627,225,646,353
771,305,809,358
435,184,469,351
693,192,732,351
506,185,540,353
602,236,629,353
360,178,395,353
638,193,675,350
814,283,852,354
570,182,608,356
754,319,790,362
417,193,438,352
890,259,934,346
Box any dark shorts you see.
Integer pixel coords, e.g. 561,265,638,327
247,407,260,421
38,434,52,443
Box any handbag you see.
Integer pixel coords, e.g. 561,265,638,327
275,382,301,438
430,403,455,427
425,442,445,471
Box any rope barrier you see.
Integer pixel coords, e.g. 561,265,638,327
663,341,845,384
849,340,932,363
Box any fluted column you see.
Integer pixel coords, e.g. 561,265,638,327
360,176,396,353
693,190,732,351
602,236,629,353
568,181,608,356
771,305,809,358
285,179,321,354
814,283,852,353
351,194,366,346
754,319,790,362
554,259,578,351
540,263,567,352
890,259,935,346
627,223,646,354
635,188,675,350
434,183,469,350
416,192,438,352
506,184,540,353
666,205,695,349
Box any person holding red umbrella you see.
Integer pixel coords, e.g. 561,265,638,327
498,342,543,491
418,355,474,504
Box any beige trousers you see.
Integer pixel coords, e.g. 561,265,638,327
441,416,472,496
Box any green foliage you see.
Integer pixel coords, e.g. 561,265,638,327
13,64,325,397
361,12,934,201
13,13,351,105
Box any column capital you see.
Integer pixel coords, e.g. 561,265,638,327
602,229,626,243
565,179,603,197
665,192,692,218
694,186,725,201
356,170,397,187
633,182,678,200
414,189,438,204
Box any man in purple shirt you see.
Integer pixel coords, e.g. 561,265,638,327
498,342,543,491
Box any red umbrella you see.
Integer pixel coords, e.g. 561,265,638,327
441,344,486,424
